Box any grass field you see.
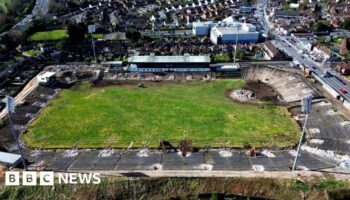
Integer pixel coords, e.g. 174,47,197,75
24,80,299,148
213,53,232,62
0,0,10,14
28,30,105,41
28,30,68,41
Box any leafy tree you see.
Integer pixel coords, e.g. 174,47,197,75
1,30,23,50
236,49,246,61
341,17,350,31
125,30,141,42
299,2,308,10
314,3,322,13
67,22,87,43
312,21,331,32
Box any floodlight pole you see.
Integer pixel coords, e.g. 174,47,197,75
292,114,308,171
292,95,312,171
88,24,97,66
6,97,27,170
233,24,239,64
91,33,97,65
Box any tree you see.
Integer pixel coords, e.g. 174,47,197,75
287,0,298,3
299,2,308,10
341,17,350,31
312,22,331,32
125,30,141,42
67,22,87,43
1,30,23,50
313,3,322,13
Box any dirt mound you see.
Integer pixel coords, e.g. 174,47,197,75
230,89,256,102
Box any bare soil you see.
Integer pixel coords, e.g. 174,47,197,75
225,81,287,107
243,81,285,105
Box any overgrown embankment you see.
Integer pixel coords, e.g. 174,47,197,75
1,177,350,200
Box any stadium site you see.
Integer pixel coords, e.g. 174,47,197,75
2,56,350,198
0,59,348,172
3,0,350,198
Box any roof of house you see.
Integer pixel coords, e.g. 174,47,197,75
263,41,282,57
274,11,299,17
316,45,333,56
336,63,350,70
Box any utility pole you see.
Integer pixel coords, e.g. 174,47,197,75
6,96,27,170
292,95,312,171
88,24,97,65
233,23,240,64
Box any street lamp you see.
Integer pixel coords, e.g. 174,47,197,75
292,95,313,171
88,24,97,65
6,96,27,170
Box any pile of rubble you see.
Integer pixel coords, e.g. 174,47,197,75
230,89,256,102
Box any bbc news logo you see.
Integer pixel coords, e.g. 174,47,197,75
5,171,101,186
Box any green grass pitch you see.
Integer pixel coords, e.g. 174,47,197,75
23,80,299,148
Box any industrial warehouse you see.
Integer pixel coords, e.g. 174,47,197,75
192,17,259,44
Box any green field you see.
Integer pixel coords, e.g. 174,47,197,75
24,80,299,148
28,30,69,41
213,53,232,62
28,30,105,41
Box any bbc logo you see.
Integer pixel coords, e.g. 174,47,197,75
6,171,54,186
5,171,101,185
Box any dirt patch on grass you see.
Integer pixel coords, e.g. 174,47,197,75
225,81,287,107
243,81,285,105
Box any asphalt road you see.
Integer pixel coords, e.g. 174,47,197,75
258,0,350,101
11,0,49,31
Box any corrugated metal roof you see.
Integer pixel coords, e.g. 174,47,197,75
128,56,211,63
0,151,21,166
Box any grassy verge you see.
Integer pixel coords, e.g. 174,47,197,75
22,50,39,57
24,80,299,148
1,177,349,200
213,53,232,62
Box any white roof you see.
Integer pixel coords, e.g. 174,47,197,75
101,61,123,65
0,151,21,165
192,21,213,27
128,55,211,63
222,16,238,24
221,65,240,69
38,71,56,78
213,26,254,35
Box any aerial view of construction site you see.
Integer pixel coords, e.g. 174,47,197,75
2,0,350,199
